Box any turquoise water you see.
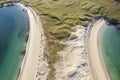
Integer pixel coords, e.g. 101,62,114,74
101,25,120,80
0,5,28,80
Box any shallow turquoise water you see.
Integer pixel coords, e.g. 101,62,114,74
101,25,120,80
0,5,28,80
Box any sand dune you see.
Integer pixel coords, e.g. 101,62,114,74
55,25,94,80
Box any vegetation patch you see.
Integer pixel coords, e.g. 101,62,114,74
21,0,120,79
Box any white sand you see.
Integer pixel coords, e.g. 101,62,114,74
55,25,94,80
17,3,49,80
87,19,111,80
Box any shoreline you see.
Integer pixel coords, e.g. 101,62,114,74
16,3,48,80
87,19,111,80
98,20,111,80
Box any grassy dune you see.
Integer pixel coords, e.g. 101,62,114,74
0,0,11,3
20,0,120,80
22,0,120,39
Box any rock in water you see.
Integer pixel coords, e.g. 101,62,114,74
116,24,120,30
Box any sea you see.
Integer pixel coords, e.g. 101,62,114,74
0,4,28,80
101,25,120,80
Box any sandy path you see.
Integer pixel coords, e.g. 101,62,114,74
17,3,48,80
87,19,111,80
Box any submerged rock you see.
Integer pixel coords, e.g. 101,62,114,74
104,17,120,30
0,4,3,8
115,0,120,2
116,24,120,30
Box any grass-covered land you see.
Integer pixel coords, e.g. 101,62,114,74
21,0,120,39
0,0,10,3
20,0,120,80
1,0,119,80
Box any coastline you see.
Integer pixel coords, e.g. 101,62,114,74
0,1,119,80
17,3,48,80
87,19,111,80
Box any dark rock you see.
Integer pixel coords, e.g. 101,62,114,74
101,17,120,30
115,0,120,2
68,72,77,78
21,50,26,55
25,35,29,42
116,24,120,30
77,65,81,68
0,4,3,8
108,19,119,25
81,62,87,67
79,18,90,21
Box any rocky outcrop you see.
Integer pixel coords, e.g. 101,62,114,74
116,24,120,30
108,19,120,30
115,0,120,2
101,17,120,30
0,1,14,8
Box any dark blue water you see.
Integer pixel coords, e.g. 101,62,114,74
0,5,28,80
101,25,120,80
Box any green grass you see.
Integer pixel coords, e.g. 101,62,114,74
0,0,12,3
44,37,63,80
21,0,120,80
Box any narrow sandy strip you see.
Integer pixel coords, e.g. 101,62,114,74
17,3,48,80
87,19,111,80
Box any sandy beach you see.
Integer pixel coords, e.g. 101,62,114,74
87,19,111,80
17,3,48,80
55,25,94,80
